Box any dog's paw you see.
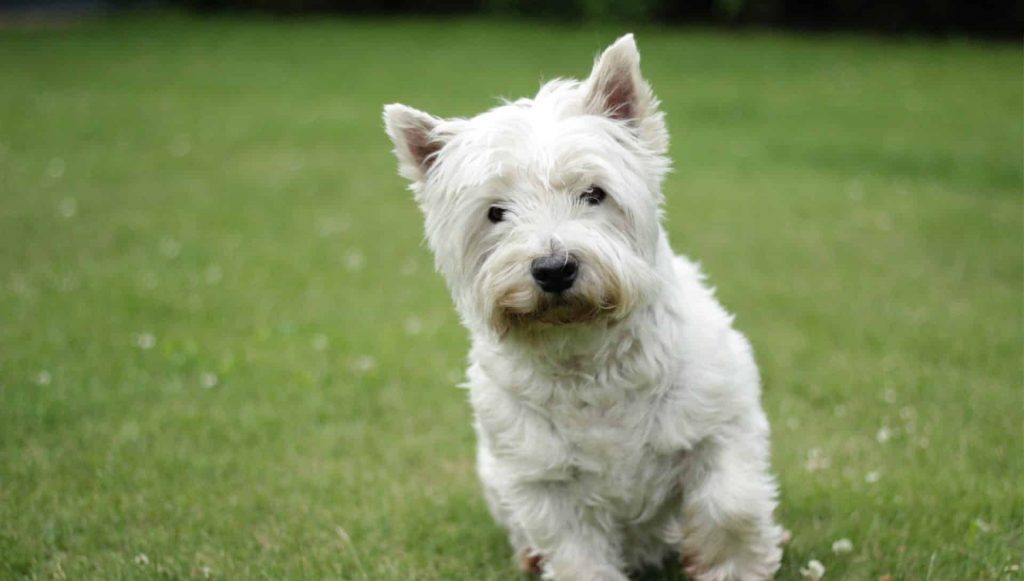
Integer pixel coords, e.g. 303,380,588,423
780,529,792,546
536,557,629,581
682,549,781,581
518,549,543,575
545,564,630,581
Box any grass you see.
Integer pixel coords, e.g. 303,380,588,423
0,12,1020,580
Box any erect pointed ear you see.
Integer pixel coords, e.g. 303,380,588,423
383,103,446,182
584,34,656,123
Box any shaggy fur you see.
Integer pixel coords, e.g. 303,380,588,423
384,34,785,581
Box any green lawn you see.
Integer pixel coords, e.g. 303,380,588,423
0,13,1020,580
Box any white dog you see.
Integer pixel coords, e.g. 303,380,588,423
384,34,785,581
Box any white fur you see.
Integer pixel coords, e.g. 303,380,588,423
384,34,785,581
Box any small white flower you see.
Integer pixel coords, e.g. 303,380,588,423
876,427,892,443
316,216,351,237
865,471,881,484
159,238,181,259
974,518,992,533
312,334,329,351
141,272,159,290
35,371,51,386
831,538,854,554
403,316,423,336
57,198,77,218
883,389,897,403
134,553,149,566
349,356,376,374
399,258,419,277
9,274,31,296
204,265,223,284
200,373,218,389
344,250,365,272
800,559,825,580
135,332,156,350
805,448,830,472
199,565,212,578
47,157,65,179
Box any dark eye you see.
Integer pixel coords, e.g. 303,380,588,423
581,186,607,206
487,206,506,223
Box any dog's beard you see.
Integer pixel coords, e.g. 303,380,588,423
483,269,628,336
498,287,614,328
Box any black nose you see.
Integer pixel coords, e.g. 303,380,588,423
531,255,578,293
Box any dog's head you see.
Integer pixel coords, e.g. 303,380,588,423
384,35,670,338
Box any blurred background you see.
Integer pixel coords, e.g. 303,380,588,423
4,0,1023,36
0,0,1020,579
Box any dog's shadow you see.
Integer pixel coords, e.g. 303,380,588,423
633,561,689,581
517,559,690,580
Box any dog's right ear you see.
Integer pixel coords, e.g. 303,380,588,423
383,103,446,182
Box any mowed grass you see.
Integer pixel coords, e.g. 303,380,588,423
0,13,1020,580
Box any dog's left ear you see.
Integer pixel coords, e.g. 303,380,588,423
585,34,667,152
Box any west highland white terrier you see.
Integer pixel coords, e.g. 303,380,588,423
384,34,785,581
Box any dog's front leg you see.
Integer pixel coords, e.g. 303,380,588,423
511,483,628,581
679,425,785,581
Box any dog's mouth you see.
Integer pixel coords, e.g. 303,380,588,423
495,290,620,332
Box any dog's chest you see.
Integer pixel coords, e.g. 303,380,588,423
544,386,682,518
545,387,651,467
485,371,680,507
